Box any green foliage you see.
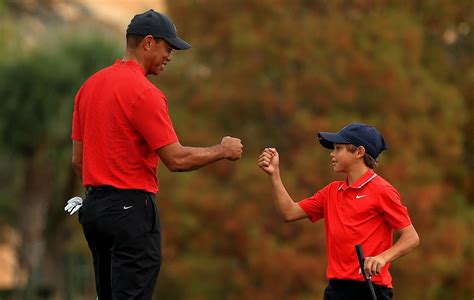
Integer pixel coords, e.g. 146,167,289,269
0,32,120,227
0,35,119,156
0,0,5,14
0,22,121,296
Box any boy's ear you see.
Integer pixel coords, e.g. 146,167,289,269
357,146,366,158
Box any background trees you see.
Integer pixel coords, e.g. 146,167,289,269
0,2,121,297
157,1,472,299
0,0,471,299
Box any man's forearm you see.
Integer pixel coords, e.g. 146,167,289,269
72,161,82,181
158,138,242,172
168,144,227,172
72,141,83,182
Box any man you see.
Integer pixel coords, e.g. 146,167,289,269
70,10,243,299
258,123,419,300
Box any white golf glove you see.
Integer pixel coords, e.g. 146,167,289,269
64,196,83,215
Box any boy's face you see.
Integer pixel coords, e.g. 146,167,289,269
330,143,360,172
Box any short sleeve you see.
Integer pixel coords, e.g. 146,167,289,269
379,187,412,230
130,88,179,150
298,184,330,222
71,85,84,141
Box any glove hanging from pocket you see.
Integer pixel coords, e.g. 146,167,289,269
64,196,83,215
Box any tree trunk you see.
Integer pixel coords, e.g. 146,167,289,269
14,147,54,299
43,165,82,300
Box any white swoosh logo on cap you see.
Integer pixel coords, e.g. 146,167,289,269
123,205,134,210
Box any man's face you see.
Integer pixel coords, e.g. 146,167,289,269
146,38,173,76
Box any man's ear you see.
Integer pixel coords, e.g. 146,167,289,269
142,35,154,50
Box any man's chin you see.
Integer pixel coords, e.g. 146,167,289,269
149,70,161,76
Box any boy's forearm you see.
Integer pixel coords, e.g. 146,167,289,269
380,224,420,263
269,172,302,222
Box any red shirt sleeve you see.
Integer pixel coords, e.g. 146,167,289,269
130,88,178,150
378,187,412,230
71,85,84,141
298,184,331,222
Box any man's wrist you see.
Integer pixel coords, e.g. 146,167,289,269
215,144,228,159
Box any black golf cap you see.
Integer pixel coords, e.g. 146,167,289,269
126,9,191,50
317,123,387,159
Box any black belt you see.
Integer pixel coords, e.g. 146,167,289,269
86,185,118,193
86,185,153,195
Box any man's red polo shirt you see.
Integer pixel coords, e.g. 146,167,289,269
298,169,411,288
72,60,178,194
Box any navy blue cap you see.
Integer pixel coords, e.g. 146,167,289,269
126,10,191,50
317,123,387,159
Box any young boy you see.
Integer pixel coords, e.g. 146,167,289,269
258,123,419,300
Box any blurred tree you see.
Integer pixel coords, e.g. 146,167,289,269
0,31,120,298
149,0,472,299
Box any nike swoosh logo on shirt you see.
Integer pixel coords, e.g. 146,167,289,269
355,194,368,199
123,205,134,210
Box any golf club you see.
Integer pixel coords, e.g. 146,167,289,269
355,244,377,300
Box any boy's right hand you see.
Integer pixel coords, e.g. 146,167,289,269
258,148,279,175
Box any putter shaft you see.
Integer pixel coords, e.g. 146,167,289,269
355,244,378,300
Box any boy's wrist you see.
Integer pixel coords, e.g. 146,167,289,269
379,250,392,263
270,169,281,180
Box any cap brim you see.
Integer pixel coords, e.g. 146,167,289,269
164,37,191,50
317,132,350,149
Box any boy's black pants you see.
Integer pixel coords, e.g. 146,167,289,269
79,187,161,300
324,279,393,300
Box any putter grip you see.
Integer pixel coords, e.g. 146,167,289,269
355,244,365,272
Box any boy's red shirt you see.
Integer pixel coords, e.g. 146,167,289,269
298,169,411,288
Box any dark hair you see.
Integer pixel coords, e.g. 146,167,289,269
126,33,163,49
345,144,379,169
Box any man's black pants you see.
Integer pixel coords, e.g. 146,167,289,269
324,279,393,300
79,187,161,300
